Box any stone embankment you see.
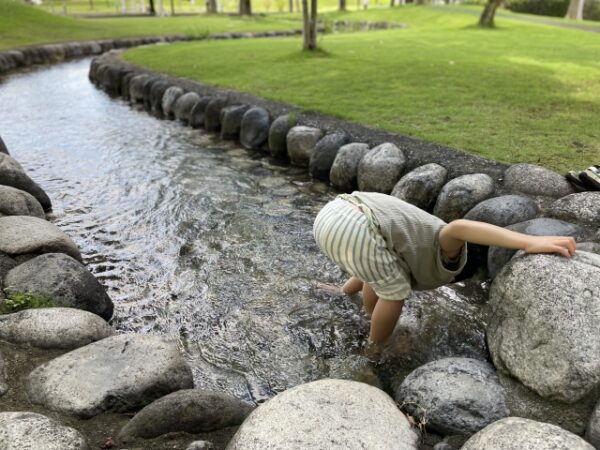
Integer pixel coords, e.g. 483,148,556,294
0,33,598,450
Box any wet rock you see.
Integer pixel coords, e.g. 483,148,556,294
240,107,270,151
128,74,150,104
174,92,201,124
4,253,113,320
488,252,600,403
268,114,297,159
0,412,89,450
578,241,600,255
391,163,447,212
433,174,495,222
149,80,170,118
358,142,406,193
464,194,539,227
0,185,45,218
0,307,113,349
121,71,139,101
462,417,594,450
309,132,351,181
586,402,600,449
187,441,214,450
142,77,162,111
329,143,370,192
205,97,228,132
548,192,600,227
0,153,52,211
487,218,589,278
26,334,193,418
226,379,419,450
0,253,16,291
220,105,250,141
119,389,254,442
162,86,185,120
0,135,8,154
99,65,122,95
0,351,6,396
504,163,574,198
0,216,80,261
286,126,324,167
189,96,212,129
395,357,509,435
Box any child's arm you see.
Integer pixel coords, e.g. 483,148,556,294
439,219,576,259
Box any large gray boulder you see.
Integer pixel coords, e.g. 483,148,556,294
358,142,406,193
119,389,254,442
174,91,201,124
0,136,8,154
586,402,600,449
0,216,80,261
149,80,171,118
162,86,185,120
0,185,44,218
0,307,113,349
0,153,51,211
309,132,351,181
548,192,600,227
433,174,495,222
4,253,113,320
487,252,600,403
504,163,574,198
487,218,589,278
226,379,419,450
0,412,89,450
189,96,212,129
462,417,594,450
464,194,539,227
142,76,161,111
395,358,509,435
286,126,324,167
120,71,138,101
240,107,270,151
205,97,228,132
220,105,250,141
391,163,447,212
26,334,194,418
128,74,150,104
330,143,370,192
268,114,296,158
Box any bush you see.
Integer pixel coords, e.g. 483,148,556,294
584,0,600,20
507,0,569,17
0,292,55,314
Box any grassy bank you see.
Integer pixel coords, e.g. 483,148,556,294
0,0,299,50
122,6,600,172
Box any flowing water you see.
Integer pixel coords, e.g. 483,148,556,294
0,58,486,404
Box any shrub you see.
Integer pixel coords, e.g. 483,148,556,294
0,292,56,314
584,0,600,20
507,0,569,17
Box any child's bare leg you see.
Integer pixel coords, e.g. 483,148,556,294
369,298,404,344
362,283,379,316
342,276,363,295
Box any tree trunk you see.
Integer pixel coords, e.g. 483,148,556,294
389,0,394,7
565,0,585,20
239,0,251,14
207,0,217,13
479,0,500,27
170,0,175,15
289,0,293,11
148,0,156,15
302,0,318,50
339,0,346,11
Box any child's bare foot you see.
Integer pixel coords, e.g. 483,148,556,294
317,282,343,295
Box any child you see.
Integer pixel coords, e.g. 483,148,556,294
313,191,576,346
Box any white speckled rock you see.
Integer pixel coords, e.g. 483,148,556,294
548,192,600,227
504,163,574,198
433,173,495,222
162,86,185,120
226,379,419,450
358,142,406,193
586,401,600,449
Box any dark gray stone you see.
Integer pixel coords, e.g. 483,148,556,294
205,97,228,132
0,216,80,261
26,334,194,418
121,71,139,101
4,253,113,320
586,401,600,449
0,136,8,155
391,163,447,212
286,126,324,167
189,96,212,129
0,185,45,218
548,192,600,227
174,92,201,124
488,251,600,403
309,132,351,181
0,253,16,285
395,357,509,435
358,142,406,193
329,143,370,192
504,164,574,198
462,417,594,450
433,174,495,222
0,350,6,397
487,218,589,278
119,389,254,441
464,195,539,227
0,153,52,211
220,105,250,141
149,80,171,118
142,76,161,111
128,74,150,104
240,107,270,151
268,114,297,159
162,86,185,120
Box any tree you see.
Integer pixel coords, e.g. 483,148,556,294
240,0,251,14
479,0,502,27
565,0,585,20
302,0,318,50
207,0,218,13
148,0,156,15
339,0,346,11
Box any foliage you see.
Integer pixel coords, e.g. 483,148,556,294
584,0,600,21
507,0,568,18
0,292,56,314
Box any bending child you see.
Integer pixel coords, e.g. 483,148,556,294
313,191,576,346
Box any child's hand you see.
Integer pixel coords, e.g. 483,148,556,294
523,236,576,257
316,282,343,295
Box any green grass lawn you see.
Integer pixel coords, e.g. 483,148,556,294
122,5,600,172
